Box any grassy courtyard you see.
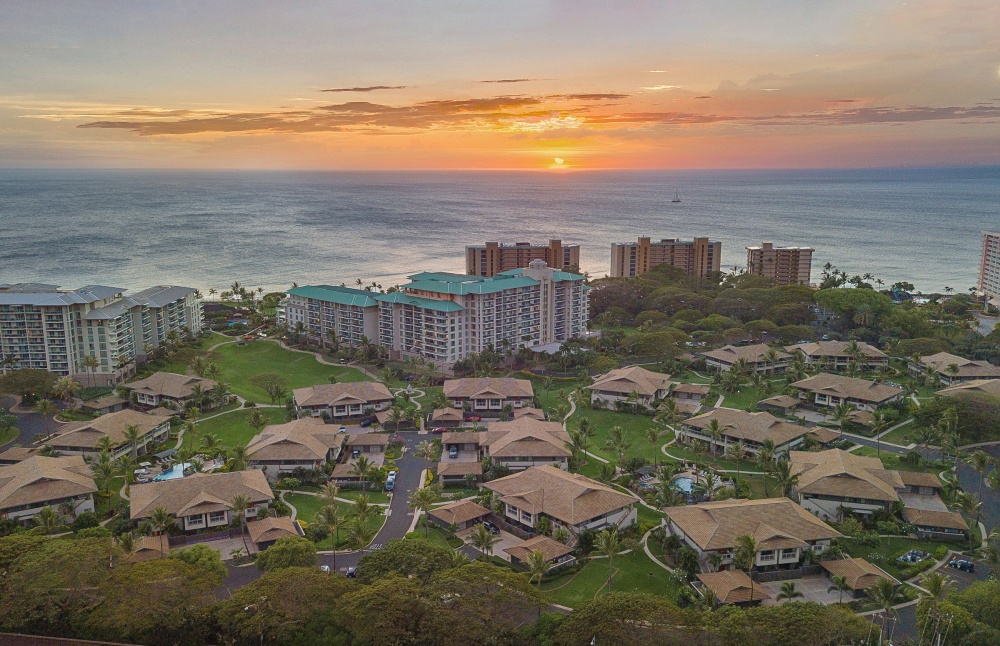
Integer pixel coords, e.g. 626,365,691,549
839,536,962,581
284,492,386,550
567,408,665,463
541,549,680,608
182,408,288,451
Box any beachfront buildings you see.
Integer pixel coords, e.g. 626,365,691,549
292,381,394,419
676,408,812,456
790,373,905,411
589,366,674,409
785,340,889,372
245,417,348,478
700,344,790,373
44,408,173,459
443,377,535,414
908,352,1000,385
665,498,840,572
979,230,1000,308
465,240,580,277
0,455,98,524
376,260,588,364
281,285,379,348
745,241,814,286
0,283,201,384
484,465,636,535
130,470,274,533
610,237,721,278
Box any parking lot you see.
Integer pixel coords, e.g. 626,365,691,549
759,575,843,605
456,525,522,561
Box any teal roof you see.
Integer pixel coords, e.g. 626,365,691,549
498,268,586,282
374,292,464,312
406,275,538,295
287,285,379,307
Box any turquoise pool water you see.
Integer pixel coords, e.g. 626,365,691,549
153,462,190,481
673,476,694,493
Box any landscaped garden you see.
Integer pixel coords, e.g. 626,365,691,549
540,548,681,607
181,408,288,450
284,492,386,550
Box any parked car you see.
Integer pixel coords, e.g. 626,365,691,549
949,559,975,572
431,427,447,434
387,469,398,479
384,479,395,492
464,415,481,422
482,521,500,535
448,446,458,459
352,449,360,459
338,426,347,434
319,565,330,573
388,433,405,444
359,418,373,428
346,567,357,578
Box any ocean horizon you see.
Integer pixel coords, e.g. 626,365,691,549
1,166,997,295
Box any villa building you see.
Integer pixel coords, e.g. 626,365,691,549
745,241,814,286
465,240,580,277
443,377,534,414
665,497,840,572
484,465,636,535
696,570,770,606
677,408,812,456
375,260,589,365
0,283,201,385
979,230,1000,308
45,408,173,459
0,455,98,524
427,499,491,531
790,373,904,411
292,381,394,419
908,352,1000,385
589,366,674,409
700,344,790,373
281,285,380,348
820,559,897,598
784,340,888,372
936,379,1000,399
610,237,721,278
130,470,274,533
245,417,348,478
440,417,571,479
124,371,217,409
246,516,304,552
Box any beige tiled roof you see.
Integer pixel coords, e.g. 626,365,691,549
790,449,902,502
247,516,301,544
665,498,839,552
484,465,634,525
807,427,841,444
758,394,800,409
130,470,274,520
671,383,711,395
345,432,390,447
902,508,968,532
897,470,941,489
919,352,1000,379
791,373,903,404
512,407,547,420
683,409,811,447
436,461,483,477
504,534,574,563
431,408,464,422
133,534,170,561
590,366,674,397
427,499,490,526
481,418,570,458
821,558,897,589
443,377,534,400
246,417,345,462
0,446,41,464
293,381,393,408
49,408,170,450
785,341,887,360
0,455,97,510
125,372,217,399
81,395,127,410
937,379,1000,398
697,570,771,604
441,430,477,444
700,344,790,365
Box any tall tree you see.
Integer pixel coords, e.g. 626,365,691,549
409,486,440,537
595,528,622,593
230,493,251,555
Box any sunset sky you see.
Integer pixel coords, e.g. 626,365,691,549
2,1,999,170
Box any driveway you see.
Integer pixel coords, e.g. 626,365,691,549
890,557,991,641
759,575,842,606
457,527,521,562
0,394,62,448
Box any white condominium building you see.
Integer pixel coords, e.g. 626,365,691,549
376,260,589,364
282,285,380,347
0,283,201,385
980,231,1000,308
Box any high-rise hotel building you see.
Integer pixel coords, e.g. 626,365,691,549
281,285,380,347
466,240,580,277
980,231,1000,308
610,237,721,278
0,284,202,385
376,260,589,364
745,241,814,286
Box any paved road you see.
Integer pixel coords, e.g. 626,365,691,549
889,557,991,642
219,431,434,596
956,444,1000,533
0,394,61,448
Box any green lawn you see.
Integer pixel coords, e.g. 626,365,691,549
173,340,370,402
541,550,680,608
338,489,390,504
878,420,920,446
720,386,762,410
182,408,288,450
284,492,386,549
849,446,946,473
534,380,588,413
0,425,17,447
411,519,465,549
840,536,963,580
568,408,664,463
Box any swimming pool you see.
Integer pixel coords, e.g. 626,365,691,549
153,462,191,481
673,476,694,493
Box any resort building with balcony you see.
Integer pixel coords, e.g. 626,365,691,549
610,237,721,278
908,352,1000,385
292,381,394,419
466,239,581,277
443,377,534,415
130,470,274,533
789,449,905,521
246,417,348,478
439,417,571,480
745,241,814,286
784,340,888,372
0,455,98,525
45,408,173,459
979,230,1000,308
676,408,812,456
790,373,904,411
589,366,674,409
124,371,217,409
281,285,380,348
700,344,790,374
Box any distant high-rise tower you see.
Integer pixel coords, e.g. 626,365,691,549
745,241,814,286
610,237,721,278
980,231,1000,308
465,240,580,277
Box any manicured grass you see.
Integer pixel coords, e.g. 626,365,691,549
182,408,288,450
840,536,962,580
878,420,920,446
849,446,946,474
720,386,762,410
0,425,17,447
662,436,752,473
635,504,667,527
284,493,386,549
179,340,370,402
438,486,479,500
568,408,664,463
412,519,465,549
534,381,588,413
338,489,390,504
541,550,679,608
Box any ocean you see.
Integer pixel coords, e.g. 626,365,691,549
0,167,997,295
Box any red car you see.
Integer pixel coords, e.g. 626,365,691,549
464,415,481,422
431,427,447,434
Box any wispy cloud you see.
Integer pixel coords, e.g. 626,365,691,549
641,85,680,91
554,93,629,101
694,96,713,100
480,78,544,84
320,85,407,93
648,70,668,73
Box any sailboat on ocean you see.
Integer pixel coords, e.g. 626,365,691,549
671,190,681,203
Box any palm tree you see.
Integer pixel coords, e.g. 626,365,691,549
150,506,173,536
565,429,587,465
526,549,549,590
868,578,903,638
123,423,142,460
51,376,81,405
226,444,248,471
230,493,251,555
916,570,954,620
80,354,100,387
776,581,803,603
348,519,377,556
869,409,890,458
955,492,982,548
116,454,138,495
319,481,340,506
769,459,799,498
470,523,500,560
34,398,55,418
595,527,621,593
91,450,117,497
733,534,760,603
705,419,724,458
316,504,342,568
34,506,61,533
95,434,114,454
413,440,440,462
350,493,381,528
963,450,994,499
247,409,267,434
199,433,223,457
832,401,853,440
727,441,749,487
115,532,138,559
827,574,851,604
409,486,440,537
351,455,373,491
